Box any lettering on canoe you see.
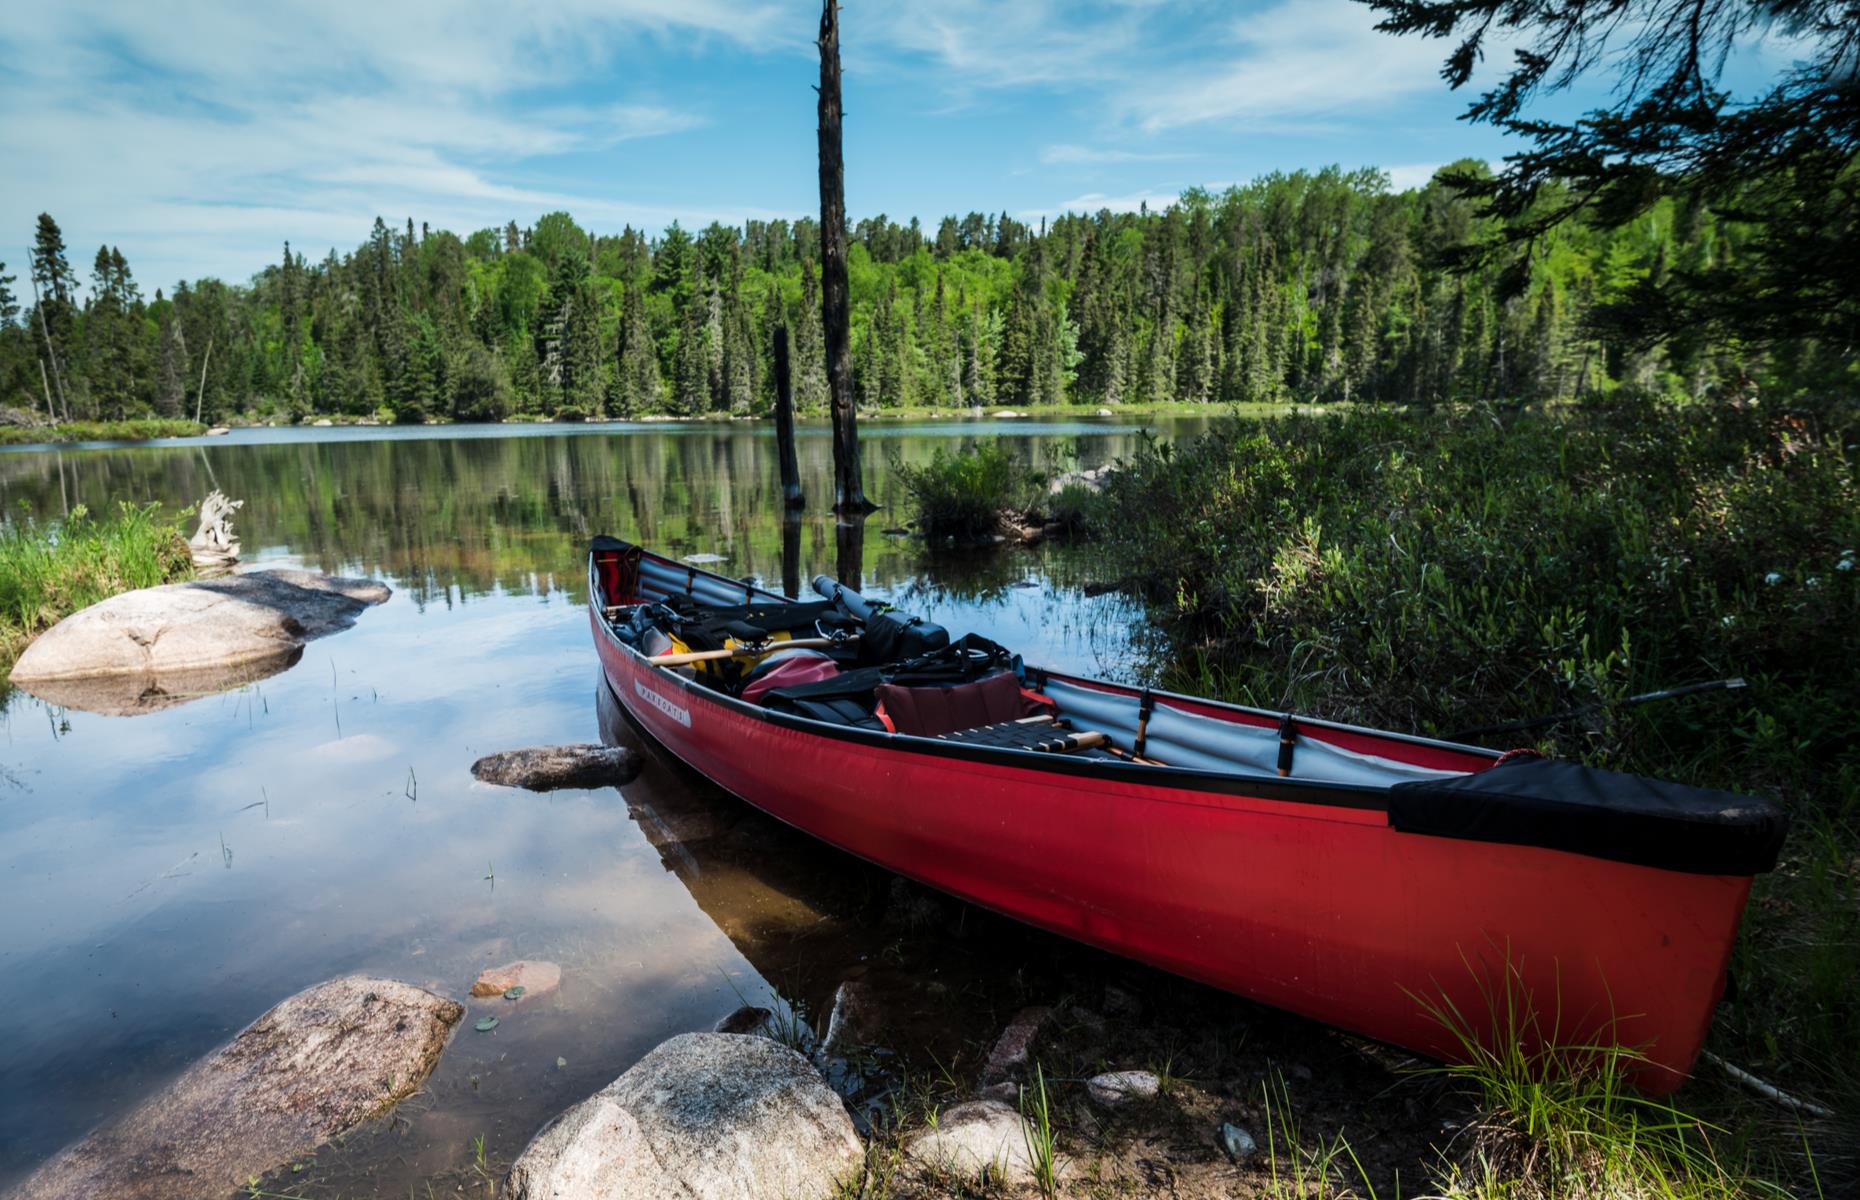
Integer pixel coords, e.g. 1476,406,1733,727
634,680,692,727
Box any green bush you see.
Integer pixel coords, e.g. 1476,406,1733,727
895,442,1043,544
1091,402,1859,781
1088,399,1860,1118
1,502,195,659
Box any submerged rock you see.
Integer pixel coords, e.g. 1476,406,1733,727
712,1004,772,1035
1087,1070,1161,1107
9,568,390,713
471,960,561,1000
16,977,461,1200
819,980,881,1056
471,744,642,791
903,1099,1043,1184
505,1032,861,1200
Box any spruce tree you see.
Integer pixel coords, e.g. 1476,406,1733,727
614,281,662,415
155,311,187,417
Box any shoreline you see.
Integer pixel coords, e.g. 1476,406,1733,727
0,402,1274,453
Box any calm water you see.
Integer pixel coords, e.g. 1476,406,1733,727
0,416,1212,1193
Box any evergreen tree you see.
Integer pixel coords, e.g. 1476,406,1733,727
614,280,662,416
155,310,188,417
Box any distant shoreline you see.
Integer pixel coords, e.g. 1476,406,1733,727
0,403,1277,453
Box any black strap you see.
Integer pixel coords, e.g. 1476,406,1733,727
1277,713,1296,777
1135,688,1154,758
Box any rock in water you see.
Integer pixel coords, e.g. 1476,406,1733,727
8,569,390,714
505,1032,862,1200
819,980,881,1056
471,960,562,1000
712,1005,773,1035
16,977,461,1200
471,744,642,791
903,1099,1043,1185
1087,1070,1161,1107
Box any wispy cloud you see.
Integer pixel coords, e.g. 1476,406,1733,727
0,0,1515,292
1039,144,1197,166
1126,0,1446,132
1384,162,1448,190
0,0,776,285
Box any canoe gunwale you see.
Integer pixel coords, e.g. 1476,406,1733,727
591,550,1500,815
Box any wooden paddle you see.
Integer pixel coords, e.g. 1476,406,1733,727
647,636,857,668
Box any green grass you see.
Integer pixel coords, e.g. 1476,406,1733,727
0,418,206,445
1,501,195,662
894,442,1045,543
1019,1062,1061,1199
1411,959,1791,1200
1257,1068,1379,1199
1084,395,1857,1193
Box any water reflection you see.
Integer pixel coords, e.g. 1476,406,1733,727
0,419,1203,1192
0,418,1216,609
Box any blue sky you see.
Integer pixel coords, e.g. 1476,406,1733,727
0,0,1796,294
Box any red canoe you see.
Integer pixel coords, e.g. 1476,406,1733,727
589,538,1784,1091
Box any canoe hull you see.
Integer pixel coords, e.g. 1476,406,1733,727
592,606,1749,1092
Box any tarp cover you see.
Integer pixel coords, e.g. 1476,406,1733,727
1388,756,1787,876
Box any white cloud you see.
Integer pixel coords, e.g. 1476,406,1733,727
1039,144,1195,166
1384,162,1447,191
1128,0,1446,132
0,0,784,287
1026,187,1214,219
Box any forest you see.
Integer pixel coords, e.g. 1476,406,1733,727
1,160,1850,428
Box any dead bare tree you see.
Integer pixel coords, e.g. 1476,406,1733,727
817,0,873,513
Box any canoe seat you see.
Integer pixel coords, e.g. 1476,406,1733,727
875,670,1034,738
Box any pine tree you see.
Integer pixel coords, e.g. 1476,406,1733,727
614,281,662,416
672,300,708,416
793,261,827,409
155,310,188,417
562,283,606,415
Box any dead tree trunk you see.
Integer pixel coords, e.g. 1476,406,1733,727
772,325,804,509
194,337,215,424
780,511,803,600
29,271,71,423
817,0,873,513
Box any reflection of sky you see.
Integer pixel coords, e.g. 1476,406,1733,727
0,571,767,1188
0,421,1163,1189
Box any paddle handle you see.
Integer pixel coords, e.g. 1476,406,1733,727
648,636,855,668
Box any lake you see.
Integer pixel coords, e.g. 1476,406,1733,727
0,415,1214,1193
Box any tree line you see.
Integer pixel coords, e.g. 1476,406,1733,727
0,161,1844,427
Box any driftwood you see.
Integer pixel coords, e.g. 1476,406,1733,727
188,490,243,569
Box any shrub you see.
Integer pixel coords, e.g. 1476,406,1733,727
895,442,1043,544
1087,399,1860,1130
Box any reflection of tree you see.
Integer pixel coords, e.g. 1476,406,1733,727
0,423,1205,607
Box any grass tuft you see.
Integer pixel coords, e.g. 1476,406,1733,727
1,501,194,663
